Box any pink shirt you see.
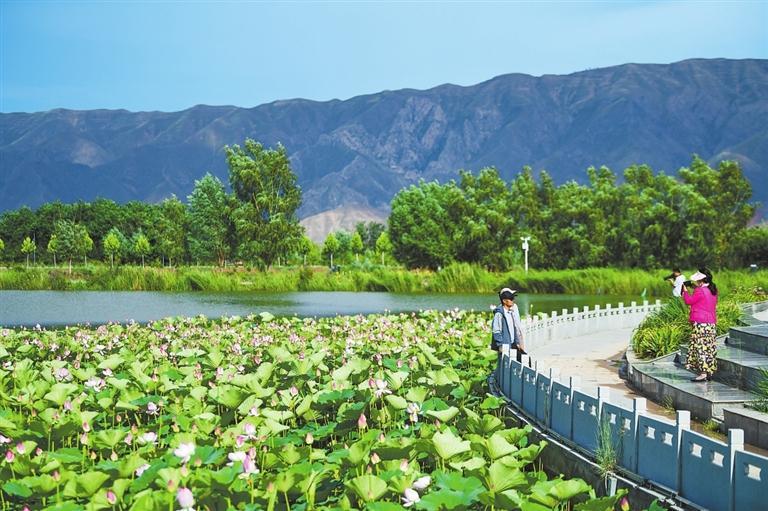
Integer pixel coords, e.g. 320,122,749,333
682,285,717,324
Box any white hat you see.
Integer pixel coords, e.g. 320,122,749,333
690,271,707,281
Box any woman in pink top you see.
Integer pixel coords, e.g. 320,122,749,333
682,269,718,382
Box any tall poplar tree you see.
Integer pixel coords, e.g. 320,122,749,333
226,140,303,268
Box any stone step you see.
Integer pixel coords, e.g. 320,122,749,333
629,355,758,420
727,325,768,355
716,345,768,392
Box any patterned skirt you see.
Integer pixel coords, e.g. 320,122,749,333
686,322,718,375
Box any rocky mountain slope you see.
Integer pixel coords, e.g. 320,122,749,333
2,58,766,230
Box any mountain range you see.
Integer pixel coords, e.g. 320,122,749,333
1,58,766,240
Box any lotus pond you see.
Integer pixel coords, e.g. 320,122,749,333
0,311,629,510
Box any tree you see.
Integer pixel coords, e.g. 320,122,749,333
21,236,35,267
103,228,123,269
0,238,4,262
77,228,93,265
323,233,340,268
350,232,364,263
47,235,59,267
375,231,393,266
156,196,188,267
187,174,231,266
226,139,303,268
133,232,151,267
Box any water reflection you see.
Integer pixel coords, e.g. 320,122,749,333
0,290,647,328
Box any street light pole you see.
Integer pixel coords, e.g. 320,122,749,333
520,236,531,273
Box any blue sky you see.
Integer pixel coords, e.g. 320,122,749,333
1,1,766,113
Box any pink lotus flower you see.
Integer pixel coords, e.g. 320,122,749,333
0,435,10,444
240,454,259,478
358,413,368,429
413,476,431,490
5,450,14,462
15,443,25,455
402,488,420,507
289,386,299,396
135,463,150,477
374,379,391,398
243,423,256,439
140,432,157,445
146,402,159,415
176,487,194,511
173,443,195,464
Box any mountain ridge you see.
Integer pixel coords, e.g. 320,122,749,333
2,58,766,229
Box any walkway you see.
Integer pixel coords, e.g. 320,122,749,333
530,306,768,419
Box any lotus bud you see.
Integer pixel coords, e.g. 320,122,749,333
80,433,88,444
115,414,122,422
358,413,368,429
379,433,386,443
90,451,97,460
620,497,630,511
290,386,299,396
167,479,178,492
180,464,189,477
413,475,431,490
35,447,43,456
194,457,202,467
305,432,314,445
5,450,14,462
172,423,180,433
110,450,118,461
106,490,117,505
371,452,381,464
400,459,409,472
124,433,133,445
82,421,91,432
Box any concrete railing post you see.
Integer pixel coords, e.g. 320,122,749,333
729,429,744,511
675,410,691,492
631,397,647,472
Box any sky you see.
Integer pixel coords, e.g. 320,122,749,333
1,1,766,114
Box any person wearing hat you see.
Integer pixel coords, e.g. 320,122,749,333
665,267,686,297
681,268,719,382
491,287,527,362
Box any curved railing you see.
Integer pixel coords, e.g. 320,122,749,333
495,300,767,511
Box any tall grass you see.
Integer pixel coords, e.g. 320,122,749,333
631,285,761,359
1,263,767,296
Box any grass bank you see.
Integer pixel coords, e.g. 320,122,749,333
1,262,766,295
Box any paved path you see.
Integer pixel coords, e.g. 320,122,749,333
528,305,768,418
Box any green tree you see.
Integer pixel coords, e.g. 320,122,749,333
375,231,393,266
132,232,151,267
157,196,188,267
77,228,93,265
187,174,232,266
47,234,59,267
388,181,463,269
53,220,77,274
0,238,4,262
350,231,364,262
322,233,340,267
103,228,123,269
226,139,303,268
21,236,36,267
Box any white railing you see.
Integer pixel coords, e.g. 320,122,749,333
496,301,767,511
522,300,662,349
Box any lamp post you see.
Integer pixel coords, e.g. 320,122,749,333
520,236,531,273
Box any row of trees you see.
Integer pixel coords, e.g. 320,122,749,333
1,149,766,271
389,156,767,269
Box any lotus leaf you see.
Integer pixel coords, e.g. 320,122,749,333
44,383,79,406
385,394,408,410
432,429,471,460
425,406,459,422
347,474,388,503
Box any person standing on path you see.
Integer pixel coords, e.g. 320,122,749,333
665,267,686,297
682,269,718,382
491,288,527,362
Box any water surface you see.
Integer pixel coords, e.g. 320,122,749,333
0,290,646,328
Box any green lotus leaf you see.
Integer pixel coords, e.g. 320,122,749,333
97,355,125,370
261,418,290,435
176,348,206,358
547,479,592,501
417,343,445,367
478,414,504,434
488,460,527,493
367,502,405,511
209,384,248,408
385,371,409,391
2,480,32,498
331,364,353,382
425,406,459,422
93,429,126,449
0,414,20,435
106,377,130,390
432,429,471,460
274,470,296,493
448,457,486,472
49,448,84,465
295,394,313,416
39,502,83,511
417,472,485,510
405,386,429,403
44,383,79,406
347,474,388,503
210,465,239,485
479,395,504,410
73,470,111,497
487,433,517,460
385,394,408,410
259,311,275,322
261,408,295,422
574,494,626,511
